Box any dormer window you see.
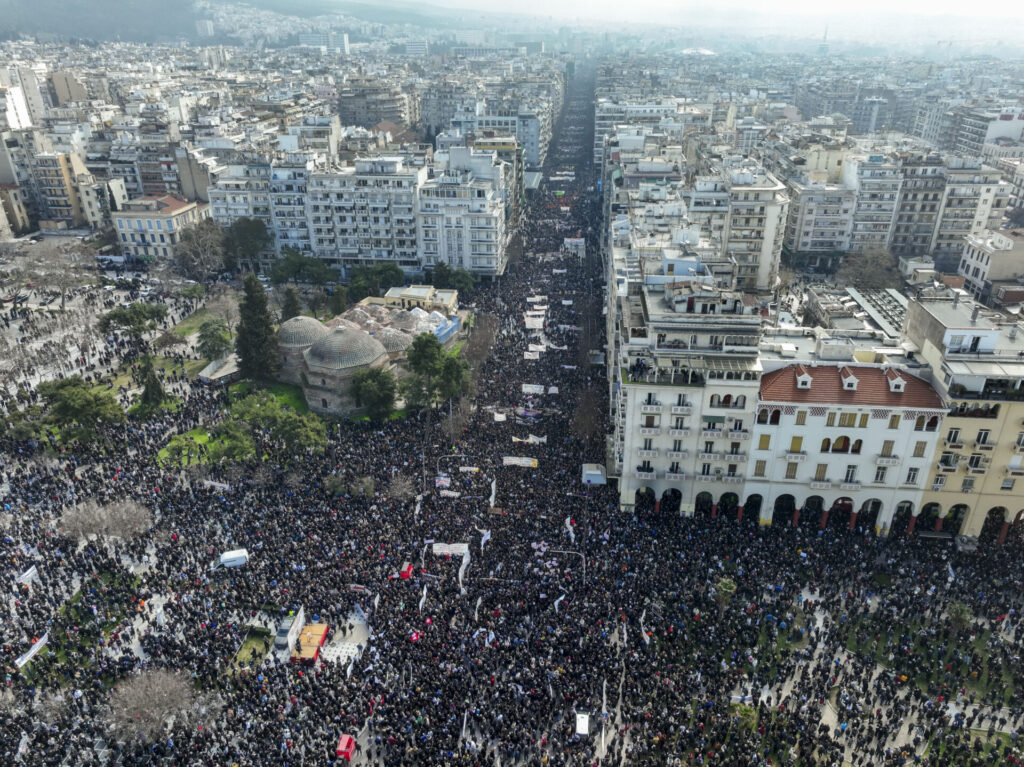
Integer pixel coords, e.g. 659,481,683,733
839,366,858,391
886,368,906,393
795,364,812,389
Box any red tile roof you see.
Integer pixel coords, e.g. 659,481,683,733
760,365,943,408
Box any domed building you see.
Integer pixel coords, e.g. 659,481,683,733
275,320,392,415
276,316,329,385
375,328,414,361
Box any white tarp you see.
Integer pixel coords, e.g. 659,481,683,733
433,543,470,556
522,384,545,394
503,457,538,468
15,632,48,668
524,351,540,360
575,713,590,736
439,490,461,498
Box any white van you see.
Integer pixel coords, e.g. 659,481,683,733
210,548,249,570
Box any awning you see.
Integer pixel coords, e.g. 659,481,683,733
701,357,763,372
703,415,726,424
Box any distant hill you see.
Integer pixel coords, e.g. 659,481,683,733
0,0,199,42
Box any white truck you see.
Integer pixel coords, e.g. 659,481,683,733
210,548,249,570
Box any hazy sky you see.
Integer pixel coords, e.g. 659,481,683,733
426,0,1024,24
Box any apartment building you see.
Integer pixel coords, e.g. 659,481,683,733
747,364,944,533
958,230,1024,305
306,156,425,276
782,179,855,271
904,294,1024,540
33,151,88,228
113,194,209,260
207,160,273,269
722,162,788,291
269,157,317,254
842,154,902,253
930,161,1007,271
417,147,509,277
889,153,945,257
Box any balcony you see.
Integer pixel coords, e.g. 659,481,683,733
665,472,686,481
635,470,657,481
640,427,661,436
696,474,719,483
975,441,994,452
943,438,964,449
728,430,750,440
637,449,658,458
724,452,747,461
698,452,720,461
875,455,900,466
666,451,687,460
840,481,861,491
701,429,724,438
809,480,832,490
784,451,806,462
937,462,958,473
671,405,692,415
722,474,744,484
640,404,662,414
668,428,690,438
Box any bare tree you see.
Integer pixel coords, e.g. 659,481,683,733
153,331,186,351
31,241,93,310
284,471,304,491
205,289,240,337
60,499,153,540
387,474,416,501
108,670,218,744
174,219,226,281
441,399,473,440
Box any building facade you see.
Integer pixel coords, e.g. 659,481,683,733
113,194,209,260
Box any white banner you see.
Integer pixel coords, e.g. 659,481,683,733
548,386,559,395
512,435,547,445
493,412,507,422
480,529,491,552
435,476,451,488
526,309,547,317
522,384,545,394
17,565,38,586
15,632,48,668
553,269,567,274
489,479,496,506
433,543,470,556
524,351,540,360
561,300,573,306
503,457,538,468
458,466,479,473
565,516,576,544
526,296,547,303
547,343,568,351
525,317,544,329
439,490,461,498
419,585,427,612
561,365,577,370
528,344,546,352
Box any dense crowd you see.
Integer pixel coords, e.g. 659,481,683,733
1,70,1023,767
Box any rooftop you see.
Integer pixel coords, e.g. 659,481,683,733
760,364,944,409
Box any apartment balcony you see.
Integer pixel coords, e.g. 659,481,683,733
640,427,661,436
671,405,692,415
635,470,657,481
668,429,690,438
637,449,658,458
1005,465,1024,476
723,452,747,461
784,451,806,462
975,441,995,452
944,438,965,449
936,462,958,473
839,481,861,491
875,455,901,466
666,451,688,460
696,474,719,483
809,480,832,490
698,452,720,461
640,404,662,414
728,430,750,440
722,474,744,484
701,429,723,438
665,472,686,482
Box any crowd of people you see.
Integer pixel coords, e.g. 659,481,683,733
1,68,1023,767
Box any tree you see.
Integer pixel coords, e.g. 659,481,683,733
179,283,206,304
328,286,348,316
351,367,397,420
225,216,271,271
430,261,476,294
208,419,256,462
235,274,280,380
230,391,325,455
835,245,902,290
714,577,737,615
348,263,406,302
108,670,216,744
99,302,168,344
197,318,232,361
174,219,226,281
36,377,124,441
153,331,186,351
136,354,166,412
438,354,471,400
269,248,338,286
947,600,973,634
387,474,416,501
33,240,93,310
205,288,240,336
280,286,302,321
60,499,152,540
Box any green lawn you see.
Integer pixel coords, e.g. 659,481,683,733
156,427,212,466
229,380,309,413
232,626,273,673
152,355,207,379
172,307,214,337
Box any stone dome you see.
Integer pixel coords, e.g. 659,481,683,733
277,316,328,348
376,328,413,354
304,326,388,371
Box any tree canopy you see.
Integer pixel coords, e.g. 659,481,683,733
174,219,227,281
350,367,397,420
197,318,232,361
280,286,302,321
230,390,326,456
225,217,272,270
36,376,124,441
402,332,470,411
98,302,168,343
235,274,280,380
835,245,902,290
269,248,339,286
429,261,476,294
347,263,406,302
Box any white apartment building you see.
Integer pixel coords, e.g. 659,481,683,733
783,180,855,271
453,104,547,169
930,162,1007,271
207,161,273,269
417,147,509,277
746,364,945,533
959,230,1024,303
113,194,209,261
269,157,318,254
307,156,425,276
842,154,902,253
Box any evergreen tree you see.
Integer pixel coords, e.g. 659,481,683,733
280,286,302,321
137,355,165,410
235,274,280,380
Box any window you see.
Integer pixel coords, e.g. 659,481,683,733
826,412,837,427
832,436,850,453
821,438,831,452
838,413,857,428
914,415,926,431
961,478,975,493
881,440,895,457
967,453,983,469
642,438,653,450
874,467,887,483
672,439,682,452
844,465,857,483
785,463,798,480
851,439,862,455
913,441,926,458
949,334,964,348
947,428,960,444
859,413,869,428
796,410,807,425
1002,479,1015,491
701,463,711,476
906,467,918,485
814,464,828,481
754,460,766,478
931,476,945,491
789,437,803,453
977,429,990,446
889,414,901,429
758,434,771,450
